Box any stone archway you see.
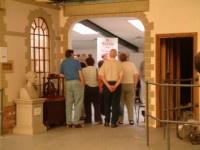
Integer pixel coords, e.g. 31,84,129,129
61,12,156,127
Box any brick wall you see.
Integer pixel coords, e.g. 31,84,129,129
3,105,16,134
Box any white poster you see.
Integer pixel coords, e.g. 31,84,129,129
97,37,118,62
0,47,7,62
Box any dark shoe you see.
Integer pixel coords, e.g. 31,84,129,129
129,120,134,125
104,122,109,127
118,121,123,124
66,124,73,128
111,124,118,128
84,121,92,124
73,124,84,128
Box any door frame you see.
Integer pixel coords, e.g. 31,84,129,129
156,32,198,126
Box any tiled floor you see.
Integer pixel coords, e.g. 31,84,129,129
0,107,199,150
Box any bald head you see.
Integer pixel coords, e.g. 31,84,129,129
109,49,117,58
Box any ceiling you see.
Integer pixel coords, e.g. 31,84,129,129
36,0,145,53
72,17,144,52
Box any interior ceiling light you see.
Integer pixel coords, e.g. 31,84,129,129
128,20,144,32
73,23,98,34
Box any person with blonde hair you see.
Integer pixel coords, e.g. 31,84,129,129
78,53,88,68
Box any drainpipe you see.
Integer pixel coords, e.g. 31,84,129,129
0,88,3,135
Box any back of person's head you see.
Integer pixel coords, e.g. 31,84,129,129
109,49,117,58
79,53,88,62
65,49,74,58
119,53,127,62
80,62,87,68
86,57,95,66
98,60,104,68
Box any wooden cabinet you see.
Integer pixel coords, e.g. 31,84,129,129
42,74,66,128
43,97,66,127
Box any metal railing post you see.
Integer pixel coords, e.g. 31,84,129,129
166,84,170,150
146,81,149,146
146,80,200,150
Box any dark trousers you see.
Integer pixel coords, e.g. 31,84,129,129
99,93,105,115
103,82,121,124
84,85,102,123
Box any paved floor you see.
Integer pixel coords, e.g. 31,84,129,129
0,114,200,150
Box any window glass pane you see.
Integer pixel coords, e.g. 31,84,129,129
44,36,48,47
40,48,44,60
45,48,49,59
45,61,49,72
40,36,44,47
35,61,39,72
35,48,39,59
39,28,43,35
35,35,39,47
35,27,39,35
40,60,44,72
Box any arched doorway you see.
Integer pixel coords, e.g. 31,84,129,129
60,4,155,127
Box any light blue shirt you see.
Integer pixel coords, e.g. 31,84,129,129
60,57,82,80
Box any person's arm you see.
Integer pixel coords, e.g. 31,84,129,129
100,75,114,92
112,64,123,92
59,74,64,78
134,73,139,89
97,75,103,93
79,70,85,87
112,75,123,92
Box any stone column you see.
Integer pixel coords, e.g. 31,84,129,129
13,98,47,135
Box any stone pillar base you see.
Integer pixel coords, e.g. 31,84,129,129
13,98,47,135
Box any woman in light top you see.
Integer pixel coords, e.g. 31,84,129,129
82,57,102,124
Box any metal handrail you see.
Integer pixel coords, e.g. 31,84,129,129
146,81,200,150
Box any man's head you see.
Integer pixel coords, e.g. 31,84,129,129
109,49,117,58
65,49,74,58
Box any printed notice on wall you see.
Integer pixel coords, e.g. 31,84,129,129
0,47,7,62
97,37,118,63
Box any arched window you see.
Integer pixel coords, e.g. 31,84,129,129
30,17,50,96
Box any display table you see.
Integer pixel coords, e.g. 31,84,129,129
43,97,66,128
